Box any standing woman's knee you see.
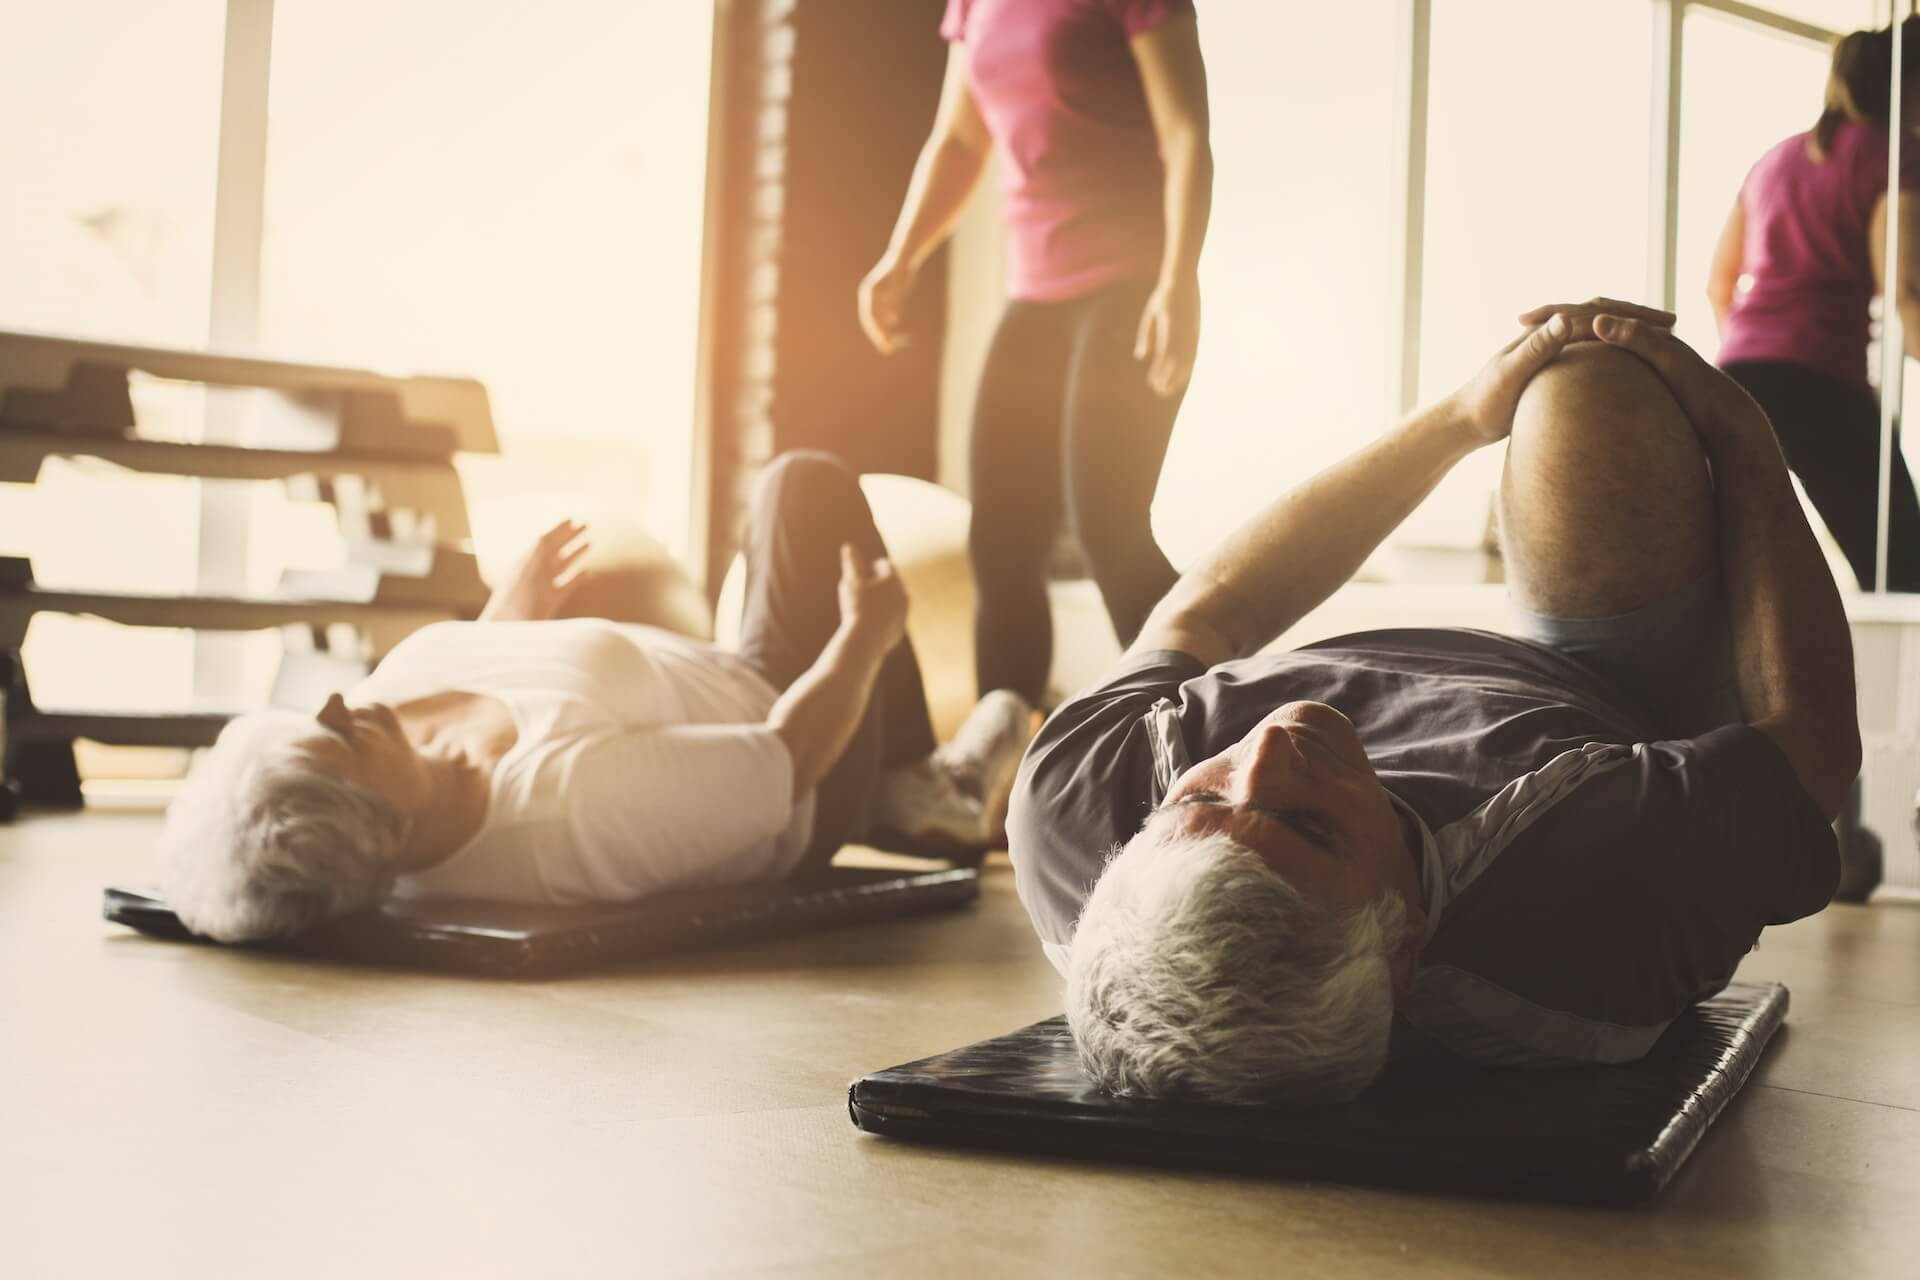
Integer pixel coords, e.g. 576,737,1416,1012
1069,500,1153,580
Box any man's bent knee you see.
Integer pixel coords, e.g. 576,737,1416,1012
1502,343,1717,617
1510,344,1701,459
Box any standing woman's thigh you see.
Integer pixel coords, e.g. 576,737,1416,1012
1060,279,1184,645
1725,360,1882,590
968,299,1076,699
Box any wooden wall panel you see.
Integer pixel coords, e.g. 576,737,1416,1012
696,0,950,593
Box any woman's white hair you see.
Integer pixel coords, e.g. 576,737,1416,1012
158,710,407,943
1066,828,1406,1105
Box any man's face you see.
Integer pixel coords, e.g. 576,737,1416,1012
1146,700,1414,914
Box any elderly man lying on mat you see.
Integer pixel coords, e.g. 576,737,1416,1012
1008,299,1857,1102
162,451,1032,942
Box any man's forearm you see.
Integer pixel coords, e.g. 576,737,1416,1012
1702,416,1860,812
767,620,892,799
1153,400,1481,656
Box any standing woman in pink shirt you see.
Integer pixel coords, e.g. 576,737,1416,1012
859,0,1212,707
1710,24,1920,590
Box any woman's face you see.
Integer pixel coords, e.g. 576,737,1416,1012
299,693,431,818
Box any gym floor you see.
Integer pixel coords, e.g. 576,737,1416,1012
6,803,1917,1278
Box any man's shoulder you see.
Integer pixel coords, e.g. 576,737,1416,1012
1409,724,1840,1051
1014,650,1190,815
1005,651,1197,939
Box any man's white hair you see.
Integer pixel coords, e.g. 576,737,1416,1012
1066,827,1406,1105
158,710,407,943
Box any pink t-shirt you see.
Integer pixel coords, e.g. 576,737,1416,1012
1720,121,1920,385
942,0,1193,302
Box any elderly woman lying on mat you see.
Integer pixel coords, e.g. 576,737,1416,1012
161,451,1032,942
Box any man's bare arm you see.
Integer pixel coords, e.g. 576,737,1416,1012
1129,315,1588,665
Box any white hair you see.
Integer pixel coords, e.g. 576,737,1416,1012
1066,828,1407,1105
158,710,407,943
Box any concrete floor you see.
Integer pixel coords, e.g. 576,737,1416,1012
5,803,1919,1278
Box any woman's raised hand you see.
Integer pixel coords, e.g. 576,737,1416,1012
858,255,919,356
478,519,591,622
836,544,908,653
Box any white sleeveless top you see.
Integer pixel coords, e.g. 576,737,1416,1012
357,619,813,905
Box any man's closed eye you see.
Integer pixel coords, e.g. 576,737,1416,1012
1177,791,1338,852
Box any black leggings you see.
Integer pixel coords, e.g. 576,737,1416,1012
1723,360,1920,592
968,278,1186,704
734,451,938,874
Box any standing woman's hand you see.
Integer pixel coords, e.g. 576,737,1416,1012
1135,273,1201,397
1129,11,1212,400
858,255,919,355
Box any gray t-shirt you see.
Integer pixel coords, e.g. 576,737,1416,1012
1007,627,1839,1067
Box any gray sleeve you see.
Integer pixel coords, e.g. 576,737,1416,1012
1005,650,1206,946
1641,723,1841,925
1424,723,1839,1028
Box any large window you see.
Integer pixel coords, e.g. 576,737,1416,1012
1,2,713,723
1152,0,1400,565
1156,0,1894,582
0,2,223,346
1750,0,1885,31
0,1,226,713
1675,7,1835,359
1412,0,1652,549
263,0,712,566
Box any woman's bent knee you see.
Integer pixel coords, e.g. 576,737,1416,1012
753,450,861,520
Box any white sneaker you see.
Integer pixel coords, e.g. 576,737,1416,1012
936,688,1035,834
870,757,990,853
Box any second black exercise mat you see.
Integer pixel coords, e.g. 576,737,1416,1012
849,980,1786,1205
104,864,978,978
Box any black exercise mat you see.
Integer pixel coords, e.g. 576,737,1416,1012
849,980,1786,1205
104,864,978,978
